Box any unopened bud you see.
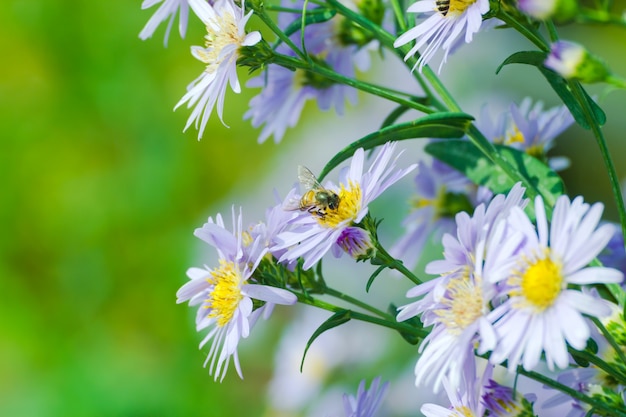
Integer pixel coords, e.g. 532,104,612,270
518,0,578,22
544,41,611,84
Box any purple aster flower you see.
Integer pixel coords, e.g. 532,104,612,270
479,98,574,171
488,195,624,372
174,0,261,139
177,207,297,381
598,222,626,274
394,0,490,72
343,377,389,417
139,0,190,46
482,379,537,416
420,361,489,417
541,368,599,417
244,0,372,143
273,142,416,269
390,157,479,272
397,184,527,392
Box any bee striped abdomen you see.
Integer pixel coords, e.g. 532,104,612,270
435,0,450,16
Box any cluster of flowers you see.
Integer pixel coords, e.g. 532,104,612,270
140,0,626,415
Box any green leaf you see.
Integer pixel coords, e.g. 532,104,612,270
300,310,351,372
318,112,473,180
496,50,606,129
283,8,336,37
388,303,421,345
425,140,564,209
366,265,386,292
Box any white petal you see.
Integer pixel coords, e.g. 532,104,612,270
243,284,297,305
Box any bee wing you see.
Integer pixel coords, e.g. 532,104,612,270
297,165,323,190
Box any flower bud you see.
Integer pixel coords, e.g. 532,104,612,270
518,0,578,22
544,41,611,84
337,227,376,261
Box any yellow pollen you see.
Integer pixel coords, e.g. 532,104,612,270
452,405,476,417
205,259,243,327
436,0,478,17
195,12,244,74
434,273,484,334
316,182,361,228
520,257,563,311
505,126,525,145
242,230,253,247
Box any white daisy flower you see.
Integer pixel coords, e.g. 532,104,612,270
394,0,490,72
272,142,416,269
488,195,624,372
175,0,261,139
397,184,527,392
177,207,297,381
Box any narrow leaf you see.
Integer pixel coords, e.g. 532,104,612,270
300,310,351,371
319,112,473,180
366,265,387,292
283,9,336,37
425,140,564,209
388,303,421,345
496,51,606,128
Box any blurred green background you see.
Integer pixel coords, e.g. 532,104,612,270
1,1,625,416
0,1,287,416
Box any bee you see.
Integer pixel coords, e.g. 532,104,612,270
435,0,449,16
287,165,340,218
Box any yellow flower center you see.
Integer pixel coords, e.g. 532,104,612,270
517,256,564,312
452,406,476,417
316,182,362,228
206,259,243,327
505,125,525,145
196,12,244,74
434,272,485,335
436,0,478,17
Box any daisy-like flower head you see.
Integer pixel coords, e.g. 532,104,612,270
488,195,624,372
342,377,389,417
482,98,574,171
244,0,372,143
175,0,261,139
177,207,297,381
139,0,190,46
393,0,490,72
420,361,489,417
481,379,537,417
273,142,416,269
397,184,527,392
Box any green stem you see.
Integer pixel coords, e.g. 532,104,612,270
294,292,427,337
569,346,626,384
497,9,550,52
466,125,542,202
374,242,422,285
544,19,559,43
568,80,626,249
389,0,408,32
518,367,626,416
272,53,434,114
325,287,391,319
254,8,308,61
324,0,441,108
590,316,626,371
